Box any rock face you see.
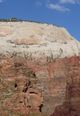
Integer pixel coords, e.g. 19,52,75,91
51,56,80,116
0,21,80,116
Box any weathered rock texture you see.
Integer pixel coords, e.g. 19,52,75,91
0,21,80,116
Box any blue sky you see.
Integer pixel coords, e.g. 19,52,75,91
0,0,80,41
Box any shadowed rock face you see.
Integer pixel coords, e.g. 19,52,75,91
0,21,80,116
51,56,80,116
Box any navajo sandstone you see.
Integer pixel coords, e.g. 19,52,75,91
0,21,80,116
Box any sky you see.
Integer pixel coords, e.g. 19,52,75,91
0,0,80,41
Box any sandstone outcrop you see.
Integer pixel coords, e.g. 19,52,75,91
0,21,80,116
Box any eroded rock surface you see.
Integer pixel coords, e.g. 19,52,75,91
51,56,80,116
0,21,80,116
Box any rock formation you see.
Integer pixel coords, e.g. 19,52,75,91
0,21,80,116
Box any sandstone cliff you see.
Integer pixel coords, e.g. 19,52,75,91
0,21,80,116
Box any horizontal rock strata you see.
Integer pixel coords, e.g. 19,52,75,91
0,21,80,116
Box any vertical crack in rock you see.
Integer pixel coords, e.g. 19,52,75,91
22,80,31,93
14,83,18,88
39,104,43,112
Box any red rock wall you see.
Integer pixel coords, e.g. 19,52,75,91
51,56,80,116
0,55,80,116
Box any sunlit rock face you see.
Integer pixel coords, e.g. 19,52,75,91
0,21,80,116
